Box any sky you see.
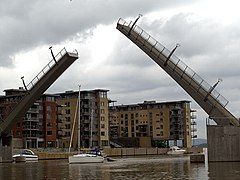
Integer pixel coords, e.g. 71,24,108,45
1,0,240,139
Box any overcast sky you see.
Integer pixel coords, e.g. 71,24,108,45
1,0,240,139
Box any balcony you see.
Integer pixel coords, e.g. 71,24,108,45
191,128,197,132
191,134,197,138
27,108,39,113
191,115,197,119
84,127,90,131
191,121,197,125
171,106,181,110
23,117,39,122
22,125,39,130
82,112,90,116
58,130,63,136
170,113,182,118
82,104,90,108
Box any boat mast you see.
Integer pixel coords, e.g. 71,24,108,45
90,107,93,148
78,85,81,150
68,92,79,153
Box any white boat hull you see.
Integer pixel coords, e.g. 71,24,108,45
13,155,38,162
167,150,185,155
167,146,186,155
69,154,104,164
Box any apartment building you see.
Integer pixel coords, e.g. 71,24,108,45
56,89,109,149
0,88,58,148
40,94,58,148
109,100,193,148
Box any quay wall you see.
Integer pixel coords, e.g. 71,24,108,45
103,147,203,157
10,147,203,160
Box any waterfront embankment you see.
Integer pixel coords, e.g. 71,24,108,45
20,147,203,160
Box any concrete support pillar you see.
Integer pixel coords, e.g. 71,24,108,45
207,125,240,162
0,134,13,162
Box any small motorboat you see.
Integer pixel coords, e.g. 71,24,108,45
167,146,186,155
13,149,38,162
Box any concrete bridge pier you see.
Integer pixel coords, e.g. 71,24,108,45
207,125,240,162
0,134,13,162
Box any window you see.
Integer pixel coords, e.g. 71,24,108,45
47,123,51,127
101,132,105,136
93,141,99,146
100,102,105,106
66,132,71,137
47,131,52,135
99,92,107,98
66,117,71,122
66,109,70,114
160,131,163,136
46,96,55,102
101,140,108,146
47,114,51,119
131,113,134,119
101,117,105,121
101,124,105,128
47,106,51,111
66,124,70,129
16,131,21,137
101,109,105,114
38,114,43,119
65,102,70,107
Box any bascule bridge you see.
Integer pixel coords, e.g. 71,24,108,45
0,48,78,162
117,18,240,162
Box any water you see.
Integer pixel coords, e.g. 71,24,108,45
1,156,240,180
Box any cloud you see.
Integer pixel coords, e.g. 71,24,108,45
2,0,240,139
0,0,196,67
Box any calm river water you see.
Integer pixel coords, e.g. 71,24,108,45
1,155,240,180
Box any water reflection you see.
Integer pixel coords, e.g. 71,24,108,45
208,162,240,179
0,156,240,179
68,156,207,180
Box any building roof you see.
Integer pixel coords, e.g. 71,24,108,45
111,100,191,108
55,89,109,96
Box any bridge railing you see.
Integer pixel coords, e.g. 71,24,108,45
117,18,229,107
0,48,77,128
26,47,68,90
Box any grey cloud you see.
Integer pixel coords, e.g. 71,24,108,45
0,0,198,67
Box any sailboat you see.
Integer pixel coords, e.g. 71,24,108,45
68,85,104,164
